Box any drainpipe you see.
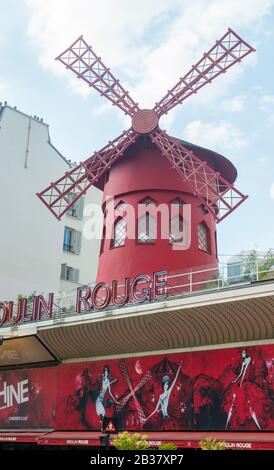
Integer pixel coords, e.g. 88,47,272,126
24,115,32,168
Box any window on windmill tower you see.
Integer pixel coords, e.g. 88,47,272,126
169,198,185,243
197,222,210,253
137,196,156,243
138,212,156,243
112,217,127,248
139,196,156,206
170,197,184,208
169,215,184,243
115,201,127,215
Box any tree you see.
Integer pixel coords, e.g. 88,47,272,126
243,249,274,281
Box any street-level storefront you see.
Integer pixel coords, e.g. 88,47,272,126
0,276,274,449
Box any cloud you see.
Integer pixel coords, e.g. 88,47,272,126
259,94,274,111
24,0,273,119
270,183,274,200
0,81,11,98
183,120,247,153
222,95,246,112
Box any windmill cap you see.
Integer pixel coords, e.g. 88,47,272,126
174,137,237,185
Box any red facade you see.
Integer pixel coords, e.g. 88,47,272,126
1,344,273,432
97,138,235,284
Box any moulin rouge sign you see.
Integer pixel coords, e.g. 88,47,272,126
0,270,168,327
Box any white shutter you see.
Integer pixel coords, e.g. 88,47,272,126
77,197,84,219
61,263,66,280
74,269,80,283
75,230,82,255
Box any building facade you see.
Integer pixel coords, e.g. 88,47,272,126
0,103,101,301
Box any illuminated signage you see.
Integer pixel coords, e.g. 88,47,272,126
0,270,168,327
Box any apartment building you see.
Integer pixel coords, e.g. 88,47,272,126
0,103,101,300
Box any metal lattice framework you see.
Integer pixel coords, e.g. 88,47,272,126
38,28,255,222
38,128,136,219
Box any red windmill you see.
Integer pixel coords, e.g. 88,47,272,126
38,29,254,285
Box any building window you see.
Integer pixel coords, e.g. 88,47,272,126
100,226,106,255
170,197,184,208
112,218,126,248
197,222,210,253
169,215,184,243
138,213,156,243
61,264,80,283
139,196,156,206
63,227,82,254
115,201,127,215
67,194,84,219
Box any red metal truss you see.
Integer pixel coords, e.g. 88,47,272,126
153,28,255,117
37,129,137,220
39,29,254,222
56,36,139,117
150,129,248,223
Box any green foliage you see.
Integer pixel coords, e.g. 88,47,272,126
17,291,36,302
204,271,222,290
243,249,274,281
112,432,150,450
258,249,274,280
158,442,178,450
199,438,226,450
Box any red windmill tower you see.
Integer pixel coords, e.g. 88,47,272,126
38,29,254,285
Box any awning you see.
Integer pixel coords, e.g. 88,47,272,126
0,431,48,443
37,431,102,447
37,431,274,450
142,431,274,451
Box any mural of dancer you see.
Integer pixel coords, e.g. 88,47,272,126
144,362,182,421
96,366,119,423
225,350,261,430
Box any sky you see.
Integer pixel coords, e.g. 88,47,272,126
1,0,274,262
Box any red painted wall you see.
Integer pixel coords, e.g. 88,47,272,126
97,138,222,284
1,344,273,432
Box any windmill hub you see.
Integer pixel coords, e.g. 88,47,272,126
132,109,158,134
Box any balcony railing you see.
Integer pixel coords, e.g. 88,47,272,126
1,260,274,327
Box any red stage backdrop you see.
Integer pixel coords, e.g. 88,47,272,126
0,345,273,431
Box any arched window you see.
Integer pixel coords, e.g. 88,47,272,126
169,198,185,243
169,215,184,243
139,196,156,206
137,196,156,243
138,213,156,243
112,218,126,248
115,201,127,212
100,226,106,255
170,197,184,208
197,222,210,253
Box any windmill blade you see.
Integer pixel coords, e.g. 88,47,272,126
154,29,255,117
151,129,247,223
56,36,139,117
37,128,137,220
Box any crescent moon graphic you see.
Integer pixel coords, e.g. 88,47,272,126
135,360,142,375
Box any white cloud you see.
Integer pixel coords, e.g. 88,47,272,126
0,81,11,98
183,120,247,152
259,94,274,111
270,182,274,199
24,0,273,118
222,95,246,112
